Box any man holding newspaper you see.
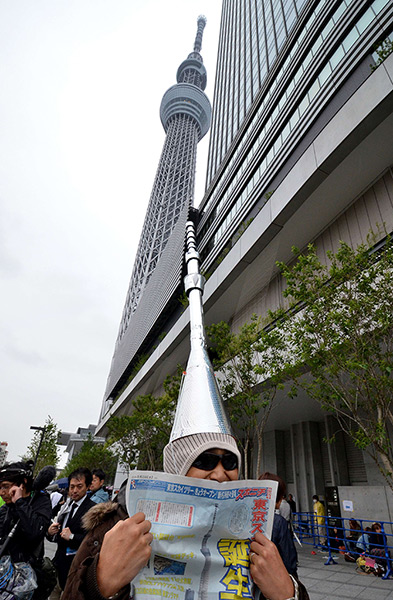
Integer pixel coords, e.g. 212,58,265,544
63,222,308,600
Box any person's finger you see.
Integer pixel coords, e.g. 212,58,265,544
131,512,147,523
250,540,261,555
144,532,153,545
140,519,152,534
123,514,151,534
252,531,269,545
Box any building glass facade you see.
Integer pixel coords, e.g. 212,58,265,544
199,0,393,272
207,0,309,184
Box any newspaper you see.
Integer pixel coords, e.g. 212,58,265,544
126,471,278,600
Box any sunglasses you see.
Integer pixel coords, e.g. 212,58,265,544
192,451,238,471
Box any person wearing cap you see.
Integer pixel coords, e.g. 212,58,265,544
0,460,52,597
62,222,308,600
62,435,307,600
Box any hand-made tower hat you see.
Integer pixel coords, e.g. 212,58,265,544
163,221,241,476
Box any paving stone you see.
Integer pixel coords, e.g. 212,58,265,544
296,577,321,590
325,571,359,583
305,580,342,594
300,568,332,580
356,588,391,599
328,583,366,597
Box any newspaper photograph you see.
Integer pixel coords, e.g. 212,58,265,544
126,471,278,600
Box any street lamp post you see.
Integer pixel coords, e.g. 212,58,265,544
30,425,46,474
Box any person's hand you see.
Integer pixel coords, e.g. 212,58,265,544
10,485,23,503
250,532,295,600
48,522,60,536
60,527,72,541
96,512,152,598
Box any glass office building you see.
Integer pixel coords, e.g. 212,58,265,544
197,0,393,275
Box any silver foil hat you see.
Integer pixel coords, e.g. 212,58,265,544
169,221,233,443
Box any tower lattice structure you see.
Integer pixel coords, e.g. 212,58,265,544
118,16,211,343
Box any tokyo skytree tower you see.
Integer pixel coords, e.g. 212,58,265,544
117,16,211,342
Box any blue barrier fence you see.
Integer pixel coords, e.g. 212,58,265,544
292,512,393,579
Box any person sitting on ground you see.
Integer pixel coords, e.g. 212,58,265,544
356,526,371,554
344,526,371,562
327,524,345,552
259,472,298,577
369,522,390,566
346,519,361,552
89,470,109,504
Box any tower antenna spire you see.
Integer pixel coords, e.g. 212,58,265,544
194,15,207,53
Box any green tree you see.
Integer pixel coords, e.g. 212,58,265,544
207,316,285,478
62,434,117,482
24,415,60,473
371,38,393,71
106,368,183,471
274,235,393,489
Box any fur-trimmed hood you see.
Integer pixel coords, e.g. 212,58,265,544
82,483,128,531
82,500,120,531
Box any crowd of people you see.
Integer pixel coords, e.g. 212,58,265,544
304,502,391,576
0,455,309,600
293,493,391,576
1,455,391,598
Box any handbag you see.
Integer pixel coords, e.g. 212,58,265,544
0,555,37,600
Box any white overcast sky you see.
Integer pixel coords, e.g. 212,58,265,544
0,0,222,464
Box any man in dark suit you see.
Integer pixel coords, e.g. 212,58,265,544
48,467,95,591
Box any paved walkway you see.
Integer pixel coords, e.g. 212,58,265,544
46,539,393,598
297,544,393,599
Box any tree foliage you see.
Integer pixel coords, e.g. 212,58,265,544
61,434,117,482
24,415,60,474
106,368,183,471
207,316,285,478
206,234,393,488
274,235,393,489
371,38,393,71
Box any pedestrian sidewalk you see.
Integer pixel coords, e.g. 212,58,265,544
297,544,393,599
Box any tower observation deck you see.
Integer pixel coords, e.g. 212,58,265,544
101,17,211,407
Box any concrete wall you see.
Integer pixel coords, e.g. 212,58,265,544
338,485,393,525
